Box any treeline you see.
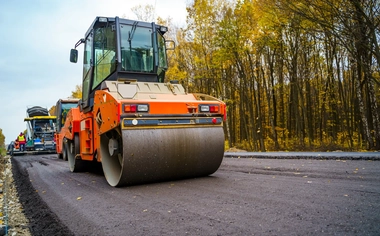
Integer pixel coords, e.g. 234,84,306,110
0,128,6,156
163,0,380,151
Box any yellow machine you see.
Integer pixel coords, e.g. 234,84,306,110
24,106,56,153
63,16,226,186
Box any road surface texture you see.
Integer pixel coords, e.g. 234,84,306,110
11,153,380,236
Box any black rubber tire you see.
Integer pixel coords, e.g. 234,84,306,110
67,134,86,172
62,141,68,161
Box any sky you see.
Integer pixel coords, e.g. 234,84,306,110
0,0,188,144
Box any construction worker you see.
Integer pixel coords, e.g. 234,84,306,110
17,132,26,152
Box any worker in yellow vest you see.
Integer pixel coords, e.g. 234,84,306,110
16,132,26,152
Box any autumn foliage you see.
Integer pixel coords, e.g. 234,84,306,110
163,0,380,151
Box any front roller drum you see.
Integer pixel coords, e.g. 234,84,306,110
100,127,225,187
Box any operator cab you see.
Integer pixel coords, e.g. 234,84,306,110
70,16,171,112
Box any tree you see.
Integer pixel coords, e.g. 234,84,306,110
49,106,56,116
174,0,380,151
131,4,155,21
0,128,5,156
0,128,5,146
279,0,380,148
71,85,82,99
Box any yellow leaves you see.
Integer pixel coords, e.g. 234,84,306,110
131,4,155,22
255,0,287,29
0,128,5,148
165,64,188,82
168,183,175,189
71,84,82,99
49,106,56,117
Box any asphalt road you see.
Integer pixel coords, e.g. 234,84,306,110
12,153,380,235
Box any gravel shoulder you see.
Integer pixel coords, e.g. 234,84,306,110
0,155,31,236
1,154,73,236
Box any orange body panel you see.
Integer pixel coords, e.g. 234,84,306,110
55,133,63,154
59,83,226,164
61,107,81,144
93,90,121,136
79,113,95,161
144,100,223,115
64,108,81,138
91,90,121,162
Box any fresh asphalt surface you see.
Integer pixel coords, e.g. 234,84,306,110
12,152,380,235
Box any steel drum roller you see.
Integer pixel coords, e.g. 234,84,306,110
100,126,225,186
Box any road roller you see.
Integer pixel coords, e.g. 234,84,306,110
63,16,226,186
54,98,79,160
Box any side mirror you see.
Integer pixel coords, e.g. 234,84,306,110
165,40,175,50
70,49,78,63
